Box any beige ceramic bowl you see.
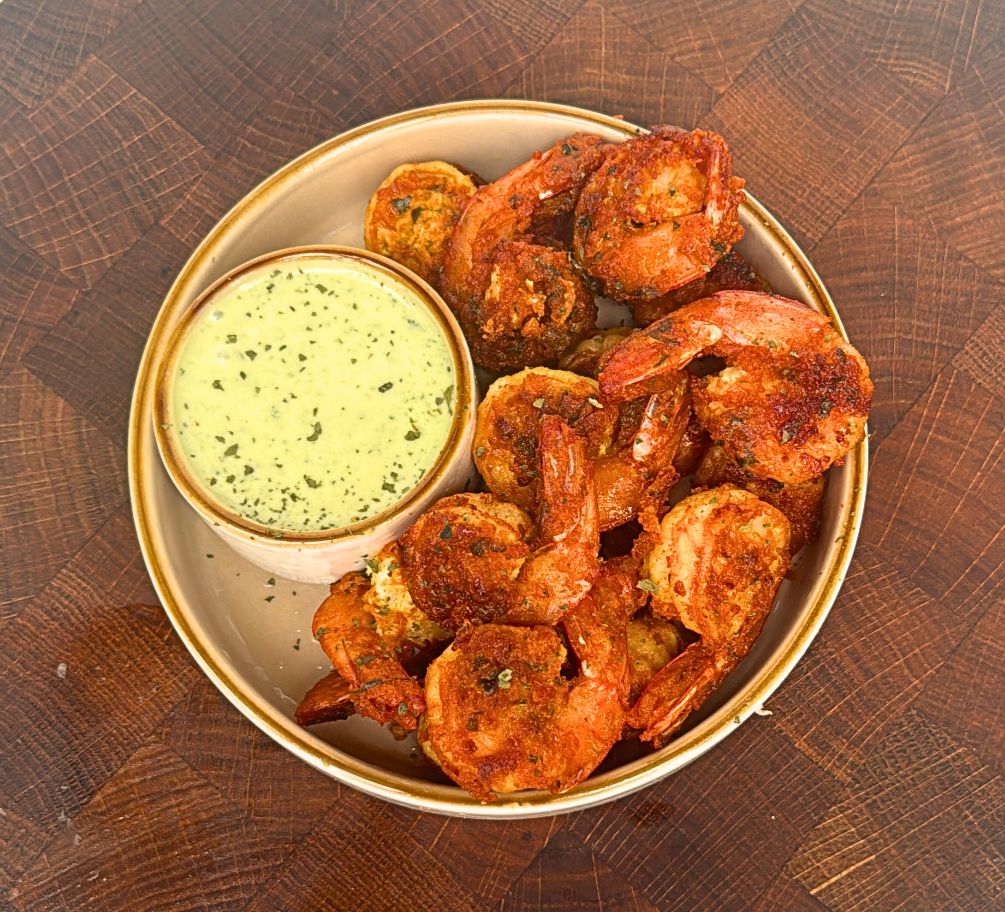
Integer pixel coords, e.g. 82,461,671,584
129,101,867,818
151,245,477,584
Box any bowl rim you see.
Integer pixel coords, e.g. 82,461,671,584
151,244,475,544
128,99,868,818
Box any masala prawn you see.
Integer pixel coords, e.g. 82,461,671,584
420,557,633,800
441,134,611,371
573,127,745,300
311,573,427,731
628,486,791,744
474,367,690,531
401,414,599,629
599,291,873,485
364,160,481,287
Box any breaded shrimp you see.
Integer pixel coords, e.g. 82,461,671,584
401,415,599,629
312,573,427,731
441,134,611,371
474,367,689,532
420,558,633,801
573,127,745,300
628,486,791,745
694,442,823,554
364,160,481,287
599,291,873,484
472,367,617,514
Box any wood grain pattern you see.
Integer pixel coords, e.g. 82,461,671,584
0,57,209,287
504,1,718,131
0,369,126,612
786,711,1005,911
862,366,1005,617
1,1,1003,909
876,35,1005,280
806,196,1005,445
704,5,936,248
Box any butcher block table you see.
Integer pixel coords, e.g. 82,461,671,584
1,1,1002,910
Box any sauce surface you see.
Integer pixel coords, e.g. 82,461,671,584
171,256,457,532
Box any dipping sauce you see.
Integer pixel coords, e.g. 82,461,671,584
170,255,457,532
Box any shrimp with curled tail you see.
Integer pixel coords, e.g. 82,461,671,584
401,414,599,630
573,127,745,300
310,573,428,732
420,557,633,801
441,134,611,371
599,291,873,485
628,486,791,745
474,367,690,532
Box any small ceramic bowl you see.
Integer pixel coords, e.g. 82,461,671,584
151,245,478,583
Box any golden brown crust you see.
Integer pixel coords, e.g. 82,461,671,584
474,368,617,514
363,160,480,287
441,134,611,370
628,486,791,744
472,242,597,371
572,127,745,299
403,417,600,632
367,541,453,649
313,573,426,730
694,443,824,554
599,291,874,484
420,559,631,801
474,367,688,532
643,486,790,643
400,493,533,631
626,250,770,326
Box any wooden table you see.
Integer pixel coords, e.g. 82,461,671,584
2,2,1002,909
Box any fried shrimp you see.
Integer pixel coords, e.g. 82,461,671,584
628,486,791,744
627,249,770,326
473,367,617,514
400,493,534,631
311,573,427,731
363,161,481,287
402,415,599,629
420,558,632,800
694,442,823,554
294,671,355,727
599,291,874,484
441,134,611,371
573,127,745,300
474,367,689,531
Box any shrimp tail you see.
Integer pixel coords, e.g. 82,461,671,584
598,316,719,403
294,671,355,727
626,641,728,746
506,414,599,625
313,573,426,730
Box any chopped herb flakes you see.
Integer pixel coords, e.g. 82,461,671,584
171,257,455,531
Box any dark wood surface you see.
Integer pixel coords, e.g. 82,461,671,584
2,1,1003,909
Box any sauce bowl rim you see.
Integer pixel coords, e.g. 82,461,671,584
152,244,476,544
